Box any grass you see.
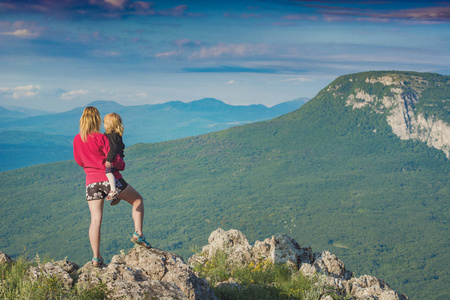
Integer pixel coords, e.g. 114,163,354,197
0,256,109,300
192,250,330,300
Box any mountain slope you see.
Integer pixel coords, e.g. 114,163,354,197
0,71,448,300
0,98,304,171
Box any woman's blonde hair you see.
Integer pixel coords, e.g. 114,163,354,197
79,106,101,142
103,113,124,136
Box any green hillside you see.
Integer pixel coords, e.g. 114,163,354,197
0,71,448,299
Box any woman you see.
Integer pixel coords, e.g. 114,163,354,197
73,106,151,267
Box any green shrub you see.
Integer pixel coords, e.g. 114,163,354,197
193,251,324,300
0,256,109,300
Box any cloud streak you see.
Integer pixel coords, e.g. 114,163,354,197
283,0,450,23
190,43,270,59
0,0,194,19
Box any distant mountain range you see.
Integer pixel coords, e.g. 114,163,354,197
0,71,448,299
0,98,307,171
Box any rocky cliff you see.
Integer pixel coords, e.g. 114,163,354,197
336,72,450,158
0,229,408,299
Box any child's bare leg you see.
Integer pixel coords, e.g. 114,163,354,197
106,172,116,191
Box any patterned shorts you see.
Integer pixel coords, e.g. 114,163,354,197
85,178,128,201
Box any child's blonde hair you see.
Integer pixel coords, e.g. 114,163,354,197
103,113,124,136
79,106,101,142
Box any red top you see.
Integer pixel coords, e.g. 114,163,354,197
73,132,123,186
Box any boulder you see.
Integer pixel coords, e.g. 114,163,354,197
313,251,352,280
77,246,217,300
198,228,253,265
27,261,77,289
349,275,408,300
253,234,302,268
0,251,12,264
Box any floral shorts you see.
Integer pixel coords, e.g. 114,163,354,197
85,178,128,201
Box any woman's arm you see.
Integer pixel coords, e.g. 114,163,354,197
73,136,84,167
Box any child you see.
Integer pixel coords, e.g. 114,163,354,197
103,113,125,203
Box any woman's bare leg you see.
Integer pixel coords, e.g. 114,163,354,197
118,184,144,236
87,199,104,264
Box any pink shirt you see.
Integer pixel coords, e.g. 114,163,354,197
73,132,123,186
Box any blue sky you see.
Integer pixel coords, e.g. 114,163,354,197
0,0,449,111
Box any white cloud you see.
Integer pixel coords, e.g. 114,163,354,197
11,85,41,99
190,43,269,59
0,85,41,99
174,38,202,48
155,50,179,58
1,29,39,38
225,80,236,85
61,89,89,100
281,77,313,83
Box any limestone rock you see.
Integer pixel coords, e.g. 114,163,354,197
299,263,317,277
0,251,12,264
106,280,188,300
344,74,450,158
188,229,408,300
349,275,408,300
199,228,253,265
313,251,352,280
253,234,302,268
27,261,76,289
77,246,217,300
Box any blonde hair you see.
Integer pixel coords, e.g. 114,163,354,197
103,113,124,136
79,106,101,142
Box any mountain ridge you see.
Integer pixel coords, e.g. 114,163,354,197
0,98,305,171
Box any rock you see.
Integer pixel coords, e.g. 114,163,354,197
27,261,75,289
344,74,450,158
77,246,217,300
0,251,12,264
106,280,188,300
349,275,408,300
299,263,317,277
188,229,408,300
253,234,302,268
313,251,352,280
54,259,79,274
199,228,253,265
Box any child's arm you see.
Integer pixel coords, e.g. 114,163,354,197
113,154,125,171
106,134,119,163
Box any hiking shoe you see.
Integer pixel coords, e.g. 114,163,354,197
131,232,152,249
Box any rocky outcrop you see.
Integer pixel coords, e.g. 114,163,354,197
344,74,450,158
6,246,217,300
27,260,77,289
0,228,409,299
190,228,408,300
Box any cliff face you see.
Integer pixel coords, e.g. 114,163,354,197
339,72,450,158
0,229,408,299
